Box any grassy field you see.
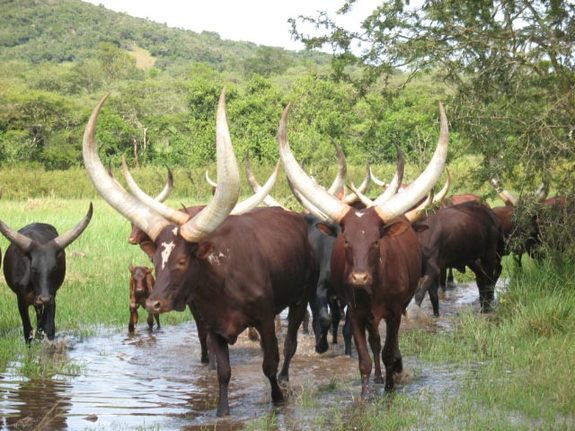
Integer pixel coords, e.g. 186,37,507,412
0,196,574,430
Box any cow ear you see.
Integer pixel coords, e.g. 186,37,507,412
381,219,410,238
412,222,430,233
316,222,338,237
139,241,157,259
196,241,214,260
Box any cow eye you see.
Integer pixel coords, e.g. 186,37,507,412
371,240,379,248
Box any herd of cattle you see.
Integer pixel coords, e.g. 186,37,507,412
0,89,568,417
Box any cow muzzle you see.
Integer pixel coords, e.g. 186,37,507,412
35,295,53,305
146,298,172,314
348,272,372,287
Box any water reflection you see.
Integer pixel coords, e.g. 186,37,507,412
0,281,488,430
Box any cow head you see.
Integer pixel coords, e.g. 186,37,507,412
278,102,448,295
83,91,241,316
129,265,155,301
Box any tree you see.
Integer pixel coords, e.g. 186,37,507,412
290,0,575,192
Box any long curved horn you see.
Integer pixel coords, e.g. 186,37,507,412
231,162,280,214
287,179,329,222
155,168,174,203
432,169,451,206
327,142,347,196
83,94,171,241
374,103,449,222
205,170,218,188
53,203,94,248
278,104,350,223
0,221,34,252
370,166,386,187
404,191,433,223
372,146,405,205
343,163,371,204
348,181,374,207
180,90,240,242
121,156,190,225
244,153,286,209
490,178,518,206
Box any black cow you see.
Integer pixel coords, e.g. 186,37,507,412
413,201,504,316
304,214,352,355
0,204,93,342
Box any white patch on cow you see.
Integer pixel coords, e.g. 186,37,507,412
160,241,175,270
361,230,366,235
355,211,365,218
207,250,227,266
172,227,178,236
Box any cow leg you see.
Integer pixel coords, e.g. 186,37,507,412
367,321,383,384
302,308,310,334
257,319,284,405
146,310,154,331
309,280,332,353
189,303,210,365
428,278,440,317
469,260,496,313
330,297,341,345
154,313,161,330
208,332,232,417
17,296,33,343
382,312,402,392
439,267,447,290
348,308,371,398
343,309,353,356
36,301,56,340
278,301,307,383
447,267,455,287
128,306,138,333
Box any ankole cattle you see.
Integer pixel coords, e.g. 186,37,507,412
0,204,93,342
83,90,317,417
278,101,449,397
128,265,160,333
412,201,504,316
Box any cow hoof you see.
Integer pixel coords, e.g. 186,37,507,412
216,406,230,417
384,381,394,392
278,373,289,384
315,339,329,354
433,312,440,318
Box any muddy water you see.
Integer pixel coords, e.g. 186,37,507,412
0,281,496,430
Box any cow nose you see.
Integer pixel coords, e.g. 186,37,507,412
35,295,52,305
149,300,162,312
350,272,370,285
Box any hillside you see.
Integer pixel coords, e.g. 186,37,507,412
0,0,328,70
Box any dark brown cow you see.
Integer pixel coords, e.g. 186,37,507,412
84,91,317,417
413,201,504,316
279,102,448,397
128,265,160,333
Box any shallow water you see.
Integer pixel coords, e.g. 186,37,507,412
0,281,494,430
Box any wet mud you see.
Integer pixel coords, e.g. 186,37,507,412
0,281,498,430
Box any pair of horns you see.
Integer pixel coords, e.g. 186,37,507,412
278,103,449,223
83,90,240,242
0,203,93,252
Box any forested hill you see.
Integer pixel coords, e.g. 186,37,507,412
0,0,326,69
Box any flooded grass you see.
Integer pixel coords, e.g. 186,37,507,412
1,199,575,429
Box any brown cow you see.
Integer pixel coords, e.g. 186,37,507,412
278,102,448,397
84,91,317,417
128,265,160,333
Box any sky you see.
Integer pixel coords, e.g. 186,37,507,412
82,0,382,51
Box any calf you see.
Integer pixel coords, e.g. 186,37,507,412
128,265,160,333
414,202,504,315
0,204,93,342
